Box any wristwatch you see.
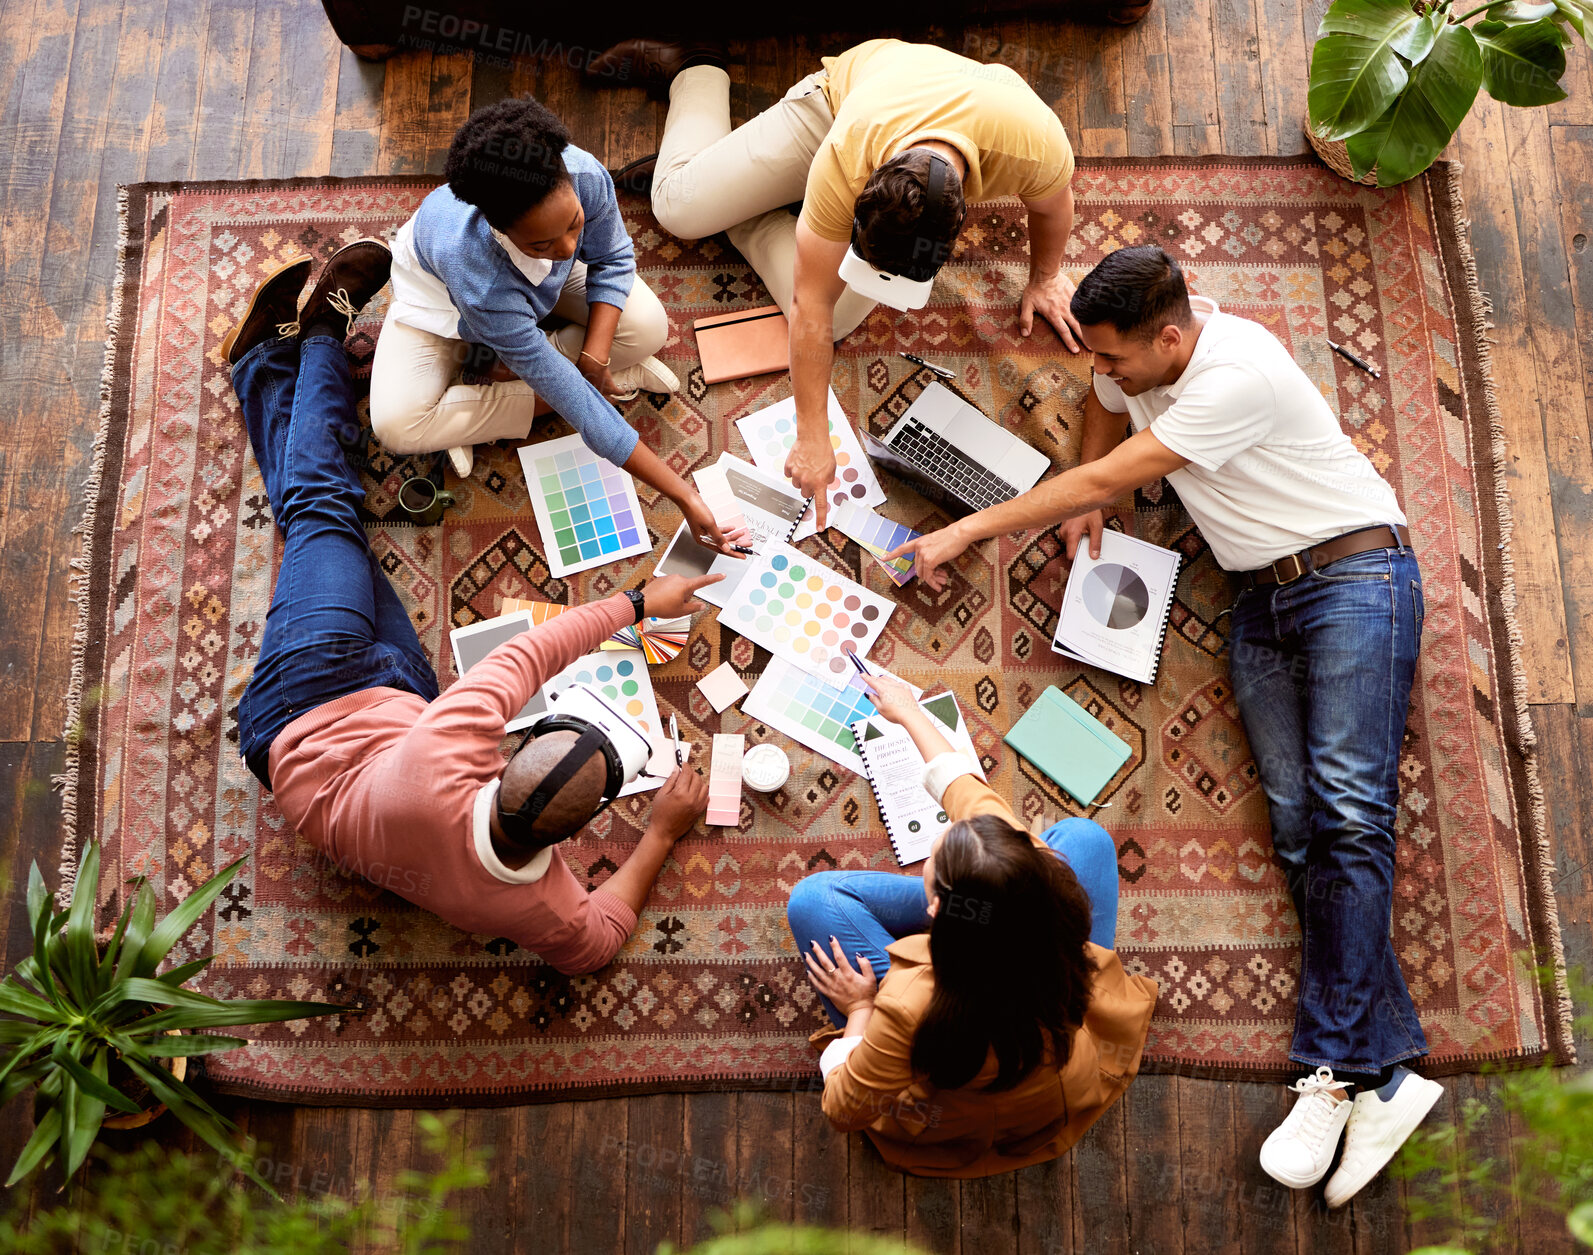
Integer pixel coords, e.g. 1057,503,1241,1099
624,588,647,625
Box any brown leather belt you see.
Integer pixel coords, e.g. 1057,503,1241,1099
1240,524,1411,588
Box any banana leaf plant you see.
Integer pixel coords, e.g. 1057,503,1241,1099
0,843,343,1193
1308,0,1589,185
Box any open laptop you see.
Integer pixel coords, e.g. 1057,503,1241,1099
860,382,1051,517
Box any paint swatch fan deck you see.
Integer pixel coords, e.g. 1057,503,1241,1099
518,435,651,577
499,598,689,664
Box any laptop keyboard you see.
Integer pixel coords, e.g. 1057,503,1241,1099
888,419,1020,511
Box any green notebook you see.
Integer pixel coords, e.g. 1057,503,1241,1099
1002,687,1131,805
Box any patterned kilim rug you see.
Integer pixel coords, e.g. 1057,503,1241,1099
62,159,1571,1105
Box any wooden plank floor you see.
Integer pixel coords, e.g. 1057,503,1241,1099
1,2,1589,1250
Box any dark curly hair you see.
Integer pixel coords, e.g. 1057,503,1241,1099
445,98,572,232
852,150,967,273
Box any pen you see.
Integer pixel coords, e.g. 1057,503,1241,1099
898,351,956,380
1327,340,1381,379
847,651,874,678
670,713,683,767
698,535,755,556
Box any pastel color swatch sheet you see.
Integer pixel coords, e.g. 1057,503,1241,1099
717,543,895,674
518,434,650,577
830,500,919,586
742,657,913,775
734,391,885,540
708,734,744,826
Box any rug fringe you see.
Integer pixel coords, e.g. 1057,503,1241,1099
50,185,131,908
1433,164,1573,1065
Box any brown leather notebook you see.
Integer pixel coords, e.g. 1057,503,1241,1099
692,304,791,384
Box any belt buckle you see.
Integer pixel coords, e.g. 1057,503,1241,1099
1273,553,1307,586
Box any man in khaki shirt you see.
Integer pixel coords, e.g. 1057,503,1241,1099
587,38,1084,525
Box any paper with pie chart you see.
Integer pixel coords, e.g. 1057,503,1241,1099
718,543,895,673
1051,529,1182,685
734,390,886,541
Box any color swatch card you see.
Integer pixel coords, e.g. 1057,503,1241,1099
744,657,922,774
718,543,895,672
697,661,749,713
707,734,745,826
449,612,542,731
735,391,885,541
654,522,752,609
518,434,650,577
853,692,986,866
695,454,808,551
535,649,664,797
829,500,919,586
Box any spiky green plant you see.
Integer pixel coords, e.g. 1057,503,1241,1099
0,843,342,1192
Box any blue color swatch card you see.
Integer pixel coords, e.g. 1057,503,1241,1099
518,434,650,577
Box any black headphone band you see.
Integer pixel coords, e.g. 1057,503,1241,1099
849,151,966,279
497,721,619,846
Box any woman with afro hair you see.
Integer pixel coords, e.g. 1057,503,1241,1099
372,96,734,552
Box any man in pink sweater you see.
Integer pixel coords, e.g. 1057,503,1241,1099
226,245,721,975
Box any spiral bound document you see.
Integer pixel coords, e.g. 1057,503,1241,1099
1051,529,1181,685
851,692,985,866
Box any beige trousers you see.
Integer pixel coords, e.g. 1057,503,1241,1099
369,262,669,455
652,65,876,341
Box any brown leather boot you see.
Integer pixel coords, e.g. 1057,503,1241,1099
220,255,312,365
298,239,392,343
584,39,726,92
612,153,658,196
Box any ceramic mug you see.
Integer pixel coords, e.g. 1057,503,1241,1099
397,476,454,526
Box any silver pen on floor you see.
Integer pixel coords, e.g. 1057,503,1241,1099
898,351,956,380
1328,340,1381,379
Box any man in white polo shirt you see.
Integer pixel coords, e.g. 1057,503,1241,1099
894,245,1443,1207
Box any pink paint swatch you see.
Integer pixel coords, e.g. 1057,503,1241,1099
707,733,745,827
696,465,748,534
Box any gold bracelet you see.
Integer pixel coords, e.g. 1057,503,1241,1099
579,349,611,368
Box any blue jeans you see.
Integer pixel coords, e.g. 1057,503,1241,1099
235,335,439,789
1228,542,1427,1078
787,818,1121,1027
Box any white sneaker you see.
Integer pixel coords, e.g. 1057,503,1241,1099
446,445,473,478
1259,1067,1354,1189
608,356,680,400
1323,1067,1444,1208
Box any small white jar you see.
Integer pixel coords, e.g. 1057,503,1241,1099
741,743,791,793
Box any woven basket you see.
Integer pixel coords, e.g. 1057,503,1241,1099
1305,117,1380,187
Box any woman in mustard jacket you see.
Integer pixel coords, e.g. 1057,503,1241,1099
786,675,1158,1178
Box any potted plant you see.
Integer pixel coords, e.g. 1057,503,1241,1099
1306,0,1590,186
0,843,342,1191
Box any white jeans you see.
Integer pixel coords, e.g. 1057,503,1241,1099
368,262,668,455
652,65,876,341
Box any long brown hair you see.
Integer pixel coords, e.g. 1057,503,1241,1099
910,814,1096,1091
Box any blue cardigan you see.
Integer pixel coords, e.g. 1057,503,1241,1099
407,145,641,467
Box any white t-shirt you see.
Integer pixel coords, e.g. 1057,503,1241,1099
1093,296,1405,571
386,213,555,339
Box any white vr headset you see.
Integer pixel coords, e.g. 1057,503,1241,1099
496,682,653,850
837,152,967,312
